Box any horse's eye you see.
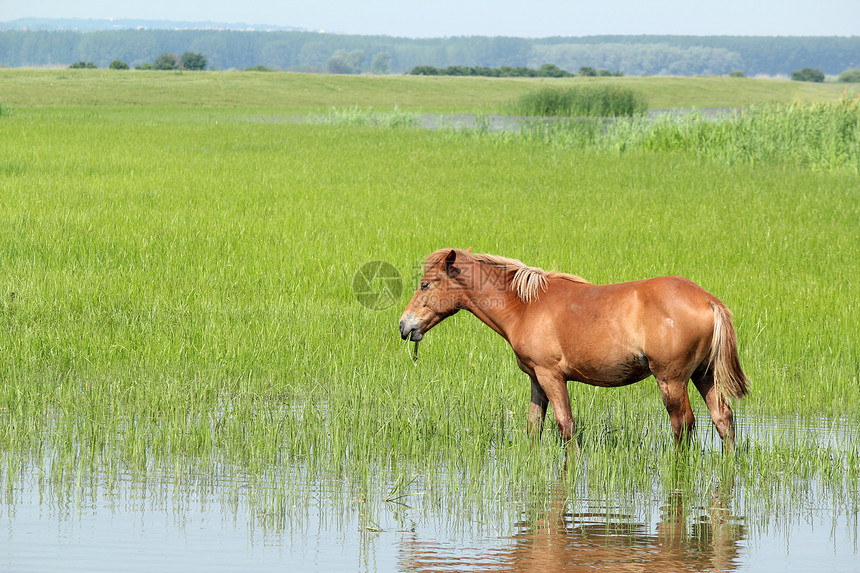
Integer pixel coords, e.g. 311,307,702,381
420,282,429,291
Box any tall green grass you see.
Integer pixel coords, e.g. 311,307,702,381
641,99,860,171
512,85,648,117
503,97,860,172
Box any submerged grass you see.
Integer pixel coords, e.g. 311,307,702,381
0,82,858,539
317,105,420,128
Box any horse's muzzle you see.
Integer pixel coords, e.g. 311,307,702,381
399,315,424,342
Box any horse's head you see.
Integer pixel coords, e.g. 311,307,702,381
399,249,470,342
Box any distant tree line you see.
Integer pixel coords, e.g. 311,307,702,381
135,51,208,70
71,51,208,71
408,64,623,77
0,30,858,76
410,64,572,77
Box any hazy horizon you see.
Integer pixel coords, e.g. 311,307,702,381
3,0,859,38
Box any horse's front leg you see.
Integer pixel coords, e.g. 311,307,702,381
528,375,549,441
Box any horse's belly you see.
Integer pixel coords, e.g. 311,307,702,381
566,352,652,387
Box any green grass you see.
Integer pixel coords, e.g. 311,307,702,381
0,72,858,536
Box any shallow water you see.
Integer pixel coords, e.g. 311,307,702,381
414,108,738,132
2,414,858,572
2,469,856,572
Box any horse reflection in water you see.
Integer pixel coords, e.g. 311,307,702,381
397,486,745,572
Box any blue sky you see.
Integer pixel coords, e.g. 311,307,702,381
3,0,859,37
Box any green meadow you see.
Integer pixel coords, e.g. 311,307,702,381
0,70,858,529
0,68,854,110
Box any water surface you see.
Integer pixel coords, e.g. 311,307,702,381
2,414,857,572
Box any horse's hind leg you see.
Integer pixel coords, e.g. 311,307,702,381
692,369,736,448
656,376,695,446
527,374,549,440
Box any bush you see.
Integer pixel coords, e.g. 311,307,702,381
514,85,648,117
109,60,129,70
838,69,860,83
153,53,179,71
409,65,439,76
180,52,207,71
69,62,97,69
791,67,825,82
244,65,274,72
728,71,746,78
578,66,621,77
538,64,570,77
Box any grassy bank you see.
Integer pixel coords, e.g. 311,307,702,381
0,68,855,111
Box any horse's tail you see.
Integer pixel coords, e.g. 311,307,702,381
708,302,749,402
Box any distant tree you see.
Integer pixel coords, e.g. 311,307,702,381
578,66,598,77
728,70,746,77
299,42,330,72
244,65,274,72
153,53,179,71
371,52,391,74
180,51,207,71
791,67,825,82
327,49,365,74
327,51,352,74
838,69,860,83
69,61,97,69
109,60,129,70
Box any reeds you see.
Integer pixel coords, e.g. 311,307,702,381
512,85,648,117
512,97,860,172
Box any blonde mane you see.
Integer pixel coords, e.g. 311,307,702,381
423,249,589,303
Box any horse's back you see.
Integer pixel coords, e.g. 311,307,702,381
518,275,720,385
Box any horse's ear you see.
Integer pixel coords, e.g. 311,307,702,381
444,249,460,278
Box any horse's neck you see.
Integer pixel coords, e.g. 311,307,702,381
463,273,524,341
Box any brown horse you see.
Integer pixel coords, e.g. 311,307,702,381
399,249,749,448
